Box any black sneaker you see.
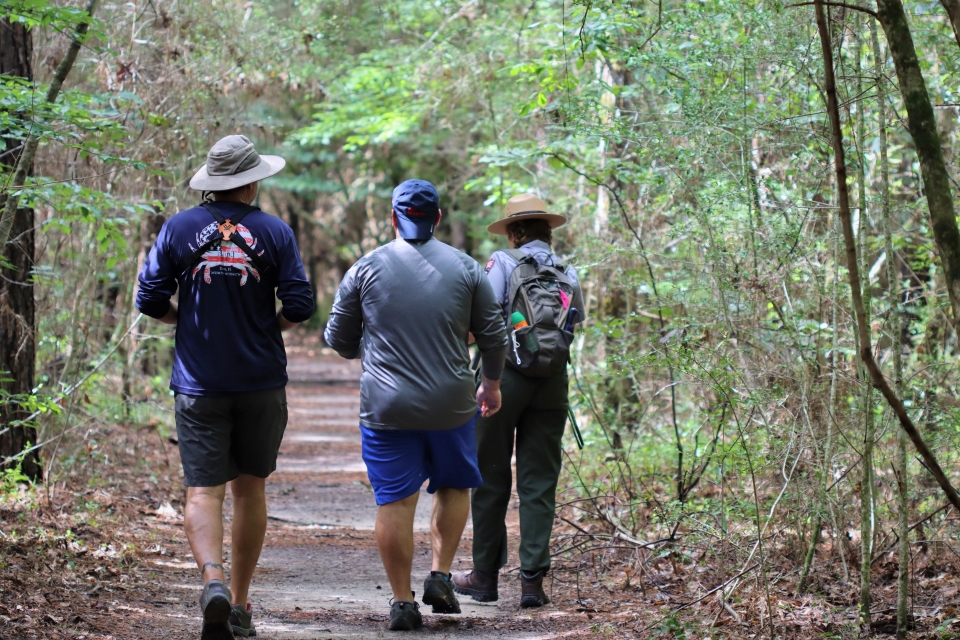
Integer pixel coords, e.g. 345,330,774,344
388,596,423,631
422,571,461,614
229,603,256,637
199,580,235,640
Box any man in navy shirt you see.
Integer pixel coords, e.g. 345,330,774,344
137,135,314,639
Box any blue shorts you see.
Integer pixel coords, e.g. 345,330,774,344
360,412,483,505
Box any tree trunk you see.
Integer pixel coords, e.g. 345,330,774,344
0,0,98,246
0,18,41,479
941,0,960,51
876,0,960,330
815,0,960,516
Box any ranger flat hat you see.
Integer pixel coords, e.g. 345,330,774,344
487,193,567,236
189,134,285,191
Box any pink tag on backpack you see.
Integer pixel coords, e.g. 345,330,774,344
559,290,570,309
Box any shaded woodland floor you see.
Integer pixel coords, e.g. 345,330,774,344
1,345,960,639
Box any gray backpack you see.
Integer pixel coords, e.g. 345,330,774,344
504,249,576,378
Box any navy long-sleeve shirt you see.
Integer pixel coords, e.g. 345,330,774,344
324,237,508,431
136,202,314,396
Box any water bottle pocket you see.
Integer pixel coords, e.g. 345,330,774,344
511,326,540,368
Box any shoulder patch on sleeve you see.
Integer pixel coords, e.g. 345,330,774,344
485,257,496,273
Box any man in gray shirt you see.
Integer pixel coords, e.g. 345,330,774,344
324,179,508,631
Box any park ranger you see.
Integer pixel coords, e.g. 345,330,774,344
453,193,585,608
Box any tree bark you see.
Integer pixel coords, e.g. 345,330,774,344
815,0,960,517
0,0,98,246
941,0,960,52
874,0,960,330
0,18,41,479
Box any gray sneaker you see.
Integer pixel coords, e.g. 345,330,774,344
422,571,461,614
229,603,256,637
388,595,423,631
199,580,234,640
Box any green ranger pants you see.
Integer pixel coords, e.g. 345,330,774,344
471,367,568,573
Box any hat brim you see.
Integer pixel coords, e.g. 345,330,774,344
487,212,567,236
189,155,286,191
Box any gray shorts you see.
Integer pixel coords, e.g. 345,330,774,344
175,387,288,487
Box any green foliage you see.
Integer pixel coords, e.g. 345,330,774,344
0,0,97,34
0,457,34,507
295,60,427,149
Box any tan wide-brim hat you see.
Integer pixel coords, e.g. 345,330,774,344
487,193,567,235
189,134,285,191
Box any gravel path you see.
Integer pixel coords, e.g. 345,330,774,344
203,353,577,639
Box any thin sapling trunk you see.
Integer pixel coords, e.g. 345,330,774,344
870,19,910,636
853,28,876,625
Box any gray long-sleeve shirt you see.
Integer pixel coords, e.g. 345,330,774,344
324,237,508,431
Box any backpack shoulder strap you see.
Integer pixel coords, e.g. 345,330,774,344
200,202,271,274
178,204,223,273
200,201,258,227
506,248,534,264
178,202,269,275
508,247,568,273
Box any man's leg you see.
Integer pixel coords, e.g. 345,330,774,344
176,393,238,638
228,386,287,618
431,487,470,573
376,491,420,603
470,368,531,572
514,373,568,573
185,484,228,583
229,474,267,606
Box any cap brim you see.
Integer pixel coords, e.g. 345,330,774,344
189,155,286,191
487,212,567,235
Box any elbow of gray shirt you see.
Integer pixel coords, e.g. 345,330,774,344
323,326,361,359
479,345,507,381
476,331,508,380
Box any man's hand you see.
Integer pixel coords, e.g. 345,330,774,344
159,302,178,325
477,376,502,418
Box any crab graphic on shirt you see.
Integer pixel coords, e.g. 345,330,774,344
189,221,262,285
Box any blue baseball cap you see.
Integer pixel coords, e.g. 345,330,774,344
392,179,440,241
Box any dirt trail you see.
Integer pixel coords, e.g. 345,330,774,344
157,353,586,639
